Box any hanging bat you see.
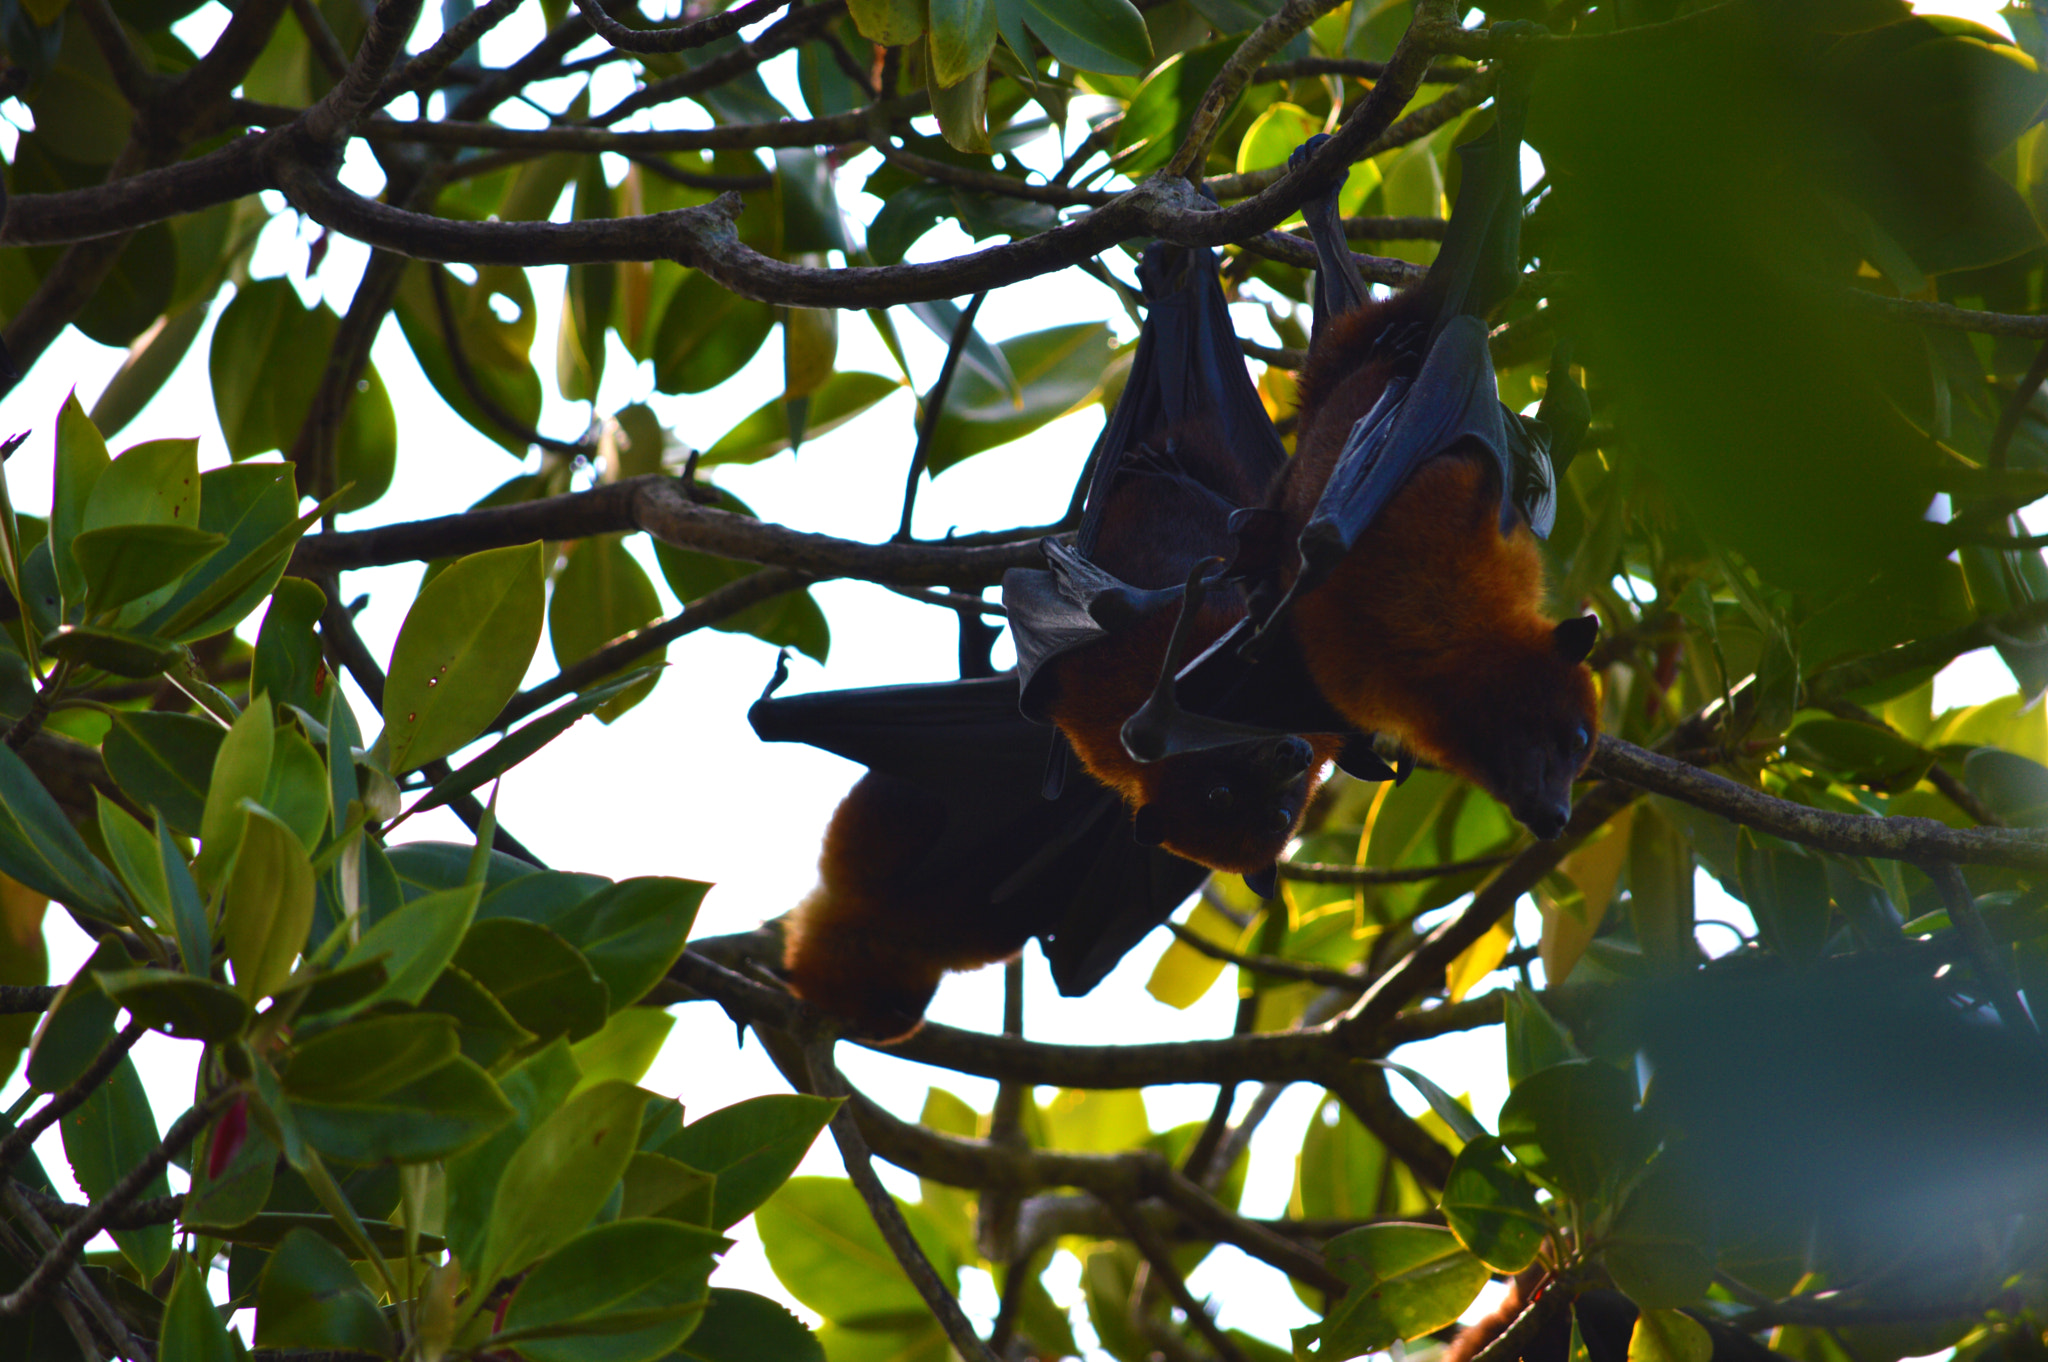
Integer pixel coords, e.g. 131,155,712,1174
750,664,1209,1042
1006,240,1383,896
1123,63,1601,840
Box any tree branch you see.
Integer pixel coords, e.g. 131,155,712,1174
569,0,792,53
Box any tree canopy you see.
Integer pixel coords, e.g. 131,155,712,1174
3,0,2048,1359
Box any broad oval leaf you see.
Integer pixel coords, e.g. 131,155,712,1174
253,1226,397,1353
382,541,546,774
1316,1223,1489,1357
62,1052,173,1279
679,1288,825,1362
1440,1135,1546,1274
480,1079,647,1282
1496,1060,1640,1204
455,916,610,1042
654,1094,838,1231
924,324,1116,472
282,1013,462,1103
1014,0,1150,75
94,967,250,1041
290,1053,514,1165
756,1176,959,1327
338,881,483,1010
497,1217,725,1362
159,1252,239,1362
222,806,315,1003
701,371,901,467
42,622,186,678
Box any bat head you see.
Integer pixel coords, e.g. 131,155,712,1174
1419,615,1601,840
1129,734,1324,873
780,889,946,1044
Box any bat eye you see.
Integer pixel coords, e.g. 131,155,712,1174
1207,785,1234,811
1571,723,1591,752
1269,807,1292,833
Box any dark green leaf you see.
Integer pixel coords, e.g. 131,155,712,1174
95,967,250,1040
654,273,776,395
924,324,1115,472
0,738,131,922
497,1217,724,1361
1440,1136,1545,1274
291,1053,513,1165
26,938,124,1093
157,1253,238,1362
549,876,706,1012
455,917,610,1041
41,622,186,678
253,1227,397,1352
62,1053,172,1278
283,1013,461,1102
103,711,222,834
702,371,901,467
443,1039,583,1270
547,534,662,722
656,1094,837,1230
1314,1223,1489,1356
338,881,483,1009
680,1288,826,1362
1011,0,1149,74
1496,1060,1640,1204
253,576,329,715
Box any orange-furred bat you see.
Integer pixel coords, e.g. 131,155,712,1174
1116,64,1601,840
1006,242,1383,894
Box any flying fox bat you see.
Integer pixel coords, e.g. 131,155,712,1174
1006,241,1385,895
750,667,1209,1042
1114,61,1601,839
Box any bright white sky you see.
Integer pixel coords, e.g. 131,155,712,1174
0,0,2025,1352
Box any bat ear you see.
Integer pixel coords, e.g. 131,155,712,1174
1132,805,1167,847
1554,614,1599,664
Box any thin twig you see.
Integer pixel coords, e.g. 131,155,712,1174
1989,339,2048,471
1279,853,1514,885
0,1181,140,1360
805,1037,1001,1362
0,1020,149,1176
0,1088,237,1319
1168,921,1366,992
426,264,591,456
1108,1197,1252,1362
896,292,989,541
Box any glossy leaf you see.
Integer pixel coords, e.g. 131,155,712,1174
1006,0,1150,75
679,1288,825,1362
480,1079,647,1281
223,807,315,1002
291,1053,513,1164
42,621,187,677
1316,1223,1490,1356
1629,1308,1713,1362
756,1176,959,1326
52,390,110,612
62,1053,173,1278
283,1013,461,1102
26,938,124,1093
1369,1059,1486,1145
1496,1060,1640,1204
0,738,131,923
654,272,776,395
1440,1136,1545,1274
338,881,483,1009
382,541,547,773
650,487,829,661
196,695,274,888
254,1226,397,1352
455,916,610,1041
656,1094,838,1230
496,1217,724,1361
253,576,329,715
158,1253,238,1362
549,876,706,1010
95,967,250,1040
572,1006,674,1088
702,371,901,466
923,324,1115,472
103,710,223,835
548,534,662,723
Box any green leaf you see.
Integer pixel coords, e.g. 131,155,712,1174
1440,1136,1545,1274
679,1288,825,1362
1605,1161,1715,1311
262,724,330,852
0,738,131,923
381,541,546,774
42,622,187,678
254,1226,398,1353
1786,717,1933,792
930,58,992,154
658,1095,839,1231
103,711,222,834
1503,982,1579,1088
26,938,123,1093
283,1013,461,1102
756,1176,959,1327
653,272,776,395
197,695,274,889
650,488,829,661
223,807,315,1002
73,520,226,613
62,1053,173,1279
929,0,997,87
1014,0,1149,74
1110,38,1234,177
443,1039,583,1270
702,371,901,467
1368,1059,1487,1145
1735,831,1832,964
572,1006,674,1088
1314,1224,1489,1356
1496,1060,1640,1204
621,1150,716,1225
848,0,923,43
454,916,610,1042
158,1252,238,1362
95,967,250,1040
96,792,170,938
186,1099,278,1230
924,324,1115,472
53,391,111,613
409,667,661,816
497,1218,724,1361
1964,748,2048,826
548,534,662,722
145,463,317,643
393,263,544,456
1629,1308,1713,1362
82,434,199,531
335,362,398,515
159,817,211,979
550,876,706,1011
189,1209,439,1257
338,881,484,1009
253,577,329,715
291,1053,513,1164
480,1079,646,1281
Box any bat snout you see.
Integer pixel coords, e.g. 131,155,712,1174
1518,799,1571,840
1260,736,1316,780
